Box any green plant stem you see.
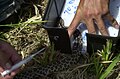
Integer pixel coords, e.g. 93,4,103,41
100,54,120,79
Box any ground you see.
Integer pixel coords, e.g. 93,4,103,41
0,0,120,79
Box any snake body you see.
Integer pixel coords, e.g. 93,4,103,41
13,28,82,79
13,52,81,79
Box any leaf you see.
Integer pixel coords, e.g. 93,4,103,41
100,54,120,79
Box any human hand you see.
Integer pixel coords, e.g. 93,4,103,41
68,0,119,37
0,40,21,79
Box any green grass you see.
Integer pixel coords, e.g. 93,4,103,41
93,40,120,79
0,0,120,79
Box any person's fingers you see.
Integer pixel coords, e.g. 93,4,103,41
0,51,10,68
11,53,21,65
3,75,12,79
68,0,83,37
0,67,4,79
100,0,110,15
104,12,119,29
79,0,85,7
84,19,96,34
9,72,16,79
0,59,12,70
0,40,13,61
0,67,4,73
0,66,18,79
0,67,11,79
95,15,109,36
0,40,21,65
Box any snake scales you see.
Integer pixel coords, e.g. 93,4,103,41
13,51,81,79
13,29,82,79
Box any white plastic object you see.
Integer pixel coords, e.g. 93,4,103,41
1,48,45,77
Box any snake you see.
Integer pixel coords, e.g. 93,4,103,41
13,51,81,79
13,30,82,79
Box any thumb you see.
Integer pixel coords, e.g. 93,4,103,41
0,67,4,79
0,50,12,70
1,60,12,70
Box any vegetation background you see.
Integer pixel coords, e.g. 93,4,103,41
0,0,120,79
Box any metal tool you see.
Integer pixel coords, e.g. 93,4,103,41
0,47,46,77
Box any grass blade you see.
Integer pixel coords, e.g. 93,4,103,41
100,54,120,79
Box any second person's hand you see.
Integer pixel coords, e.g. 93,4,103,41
68,0,119,37
0,40,22,79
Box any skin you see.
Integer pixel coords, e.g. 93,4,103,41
0,40,21,79
0,0,119,78
68,0,119,37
